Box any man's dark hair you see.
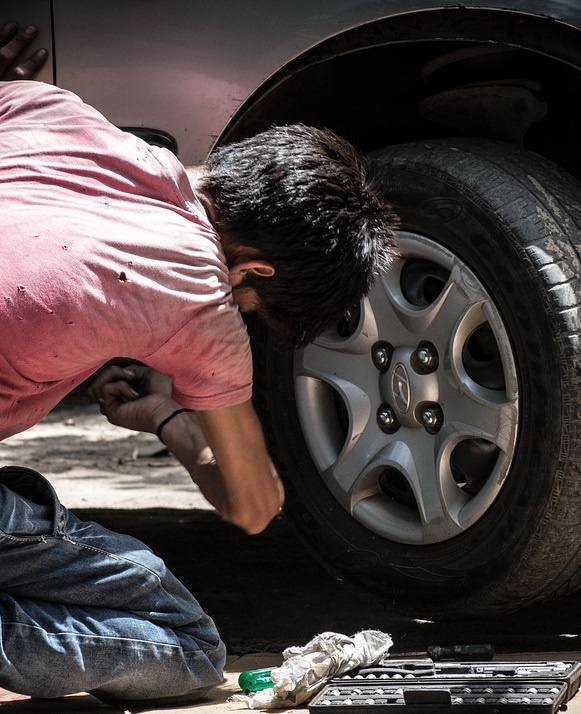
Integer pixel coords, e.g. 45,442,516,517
200,124,398,346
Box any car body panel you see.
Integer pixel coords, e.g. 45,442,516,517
5,1,581,162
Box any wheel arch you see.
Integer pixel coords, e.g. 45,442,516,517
217,6,581,180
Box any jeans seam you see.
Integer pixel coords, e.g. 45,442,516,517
56,535,167,585
59,534,122,561
2,620,186,648
0,530,48,543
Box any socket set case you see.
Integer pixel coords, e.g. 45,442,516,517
308,660,581,714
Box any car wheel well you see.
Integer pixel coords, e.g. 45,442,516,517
220,6,581,181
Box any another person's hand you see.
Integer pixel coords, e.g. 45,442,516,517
0,21,48,80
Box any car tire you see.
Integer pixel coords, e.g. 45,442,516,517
250,138,581,617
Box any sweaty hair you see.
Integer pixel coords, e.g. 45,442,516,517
200,124,399,346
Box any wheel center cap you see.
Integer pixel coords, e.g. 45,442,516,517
391,363,411,413
380,347,440,426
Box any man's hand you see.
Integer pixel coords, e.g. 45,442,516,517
1,22,48,80
88,364,180,435
88,363,284,534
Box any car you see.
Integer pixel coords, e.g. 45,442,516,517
6,0,581,620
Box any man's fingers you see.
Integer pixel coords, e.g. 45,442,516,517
88,365,140,400
88,366,130,400
0,22,48,80
97,379,140,408
3,47,48,80
0,21,18,47
0,24,38,67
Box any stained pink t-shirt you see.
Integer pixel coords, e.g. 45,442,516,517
0,81,252,440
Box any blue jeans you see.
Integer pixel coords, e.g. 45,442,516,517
0,465,226,706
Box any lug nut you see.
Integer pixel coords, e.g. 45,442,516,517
416,344,438,370
417,348,431,365
374,347,388,367
377,404,399,433
422,410,438,427
371,342,393,372
379,408,395,427
421,405,443,433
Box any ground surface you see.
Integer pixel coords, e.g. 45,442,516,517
2,404,581,658
0,403,207,510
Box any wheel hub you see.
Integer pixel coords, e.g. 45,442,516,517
380,346,440,428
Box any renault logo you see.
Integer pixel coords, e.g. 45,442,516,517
392,363,411,413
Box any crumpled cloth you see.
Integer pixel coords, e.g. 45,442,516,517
229,630,393,709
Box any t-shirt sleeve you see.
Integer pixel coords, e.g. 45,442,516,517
146,301,253,411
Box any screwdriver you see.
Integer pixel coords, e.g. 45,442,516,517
395,644,495,662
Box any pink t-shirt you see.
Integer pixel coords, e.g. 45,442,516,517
0,81,252,440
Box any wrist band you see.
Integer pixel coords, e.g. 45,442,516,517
156,408,194,444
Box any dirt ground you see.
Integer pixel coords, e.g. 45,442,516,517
2,404,581,658
0,403,209,510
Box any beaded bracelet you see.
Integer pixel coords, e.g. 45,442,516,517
155,407,194,444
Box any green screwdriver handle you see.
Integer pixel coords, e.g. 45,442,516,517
238,667,276,693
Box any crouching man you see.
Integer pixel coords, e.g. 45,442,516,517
0,75,397,707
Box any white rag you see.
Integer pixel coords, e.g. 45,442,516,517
229,630,393,709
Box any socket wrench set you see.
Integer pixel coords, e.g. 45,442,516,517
308,660,581,714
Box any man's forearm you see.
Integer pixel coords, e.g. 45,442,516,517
159,407,284,534
88,364,284,533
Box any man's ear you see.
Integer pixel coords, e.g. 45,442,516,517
229,259,275,287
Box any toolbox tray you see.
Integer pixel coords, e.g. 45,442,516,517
308,661,581,714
